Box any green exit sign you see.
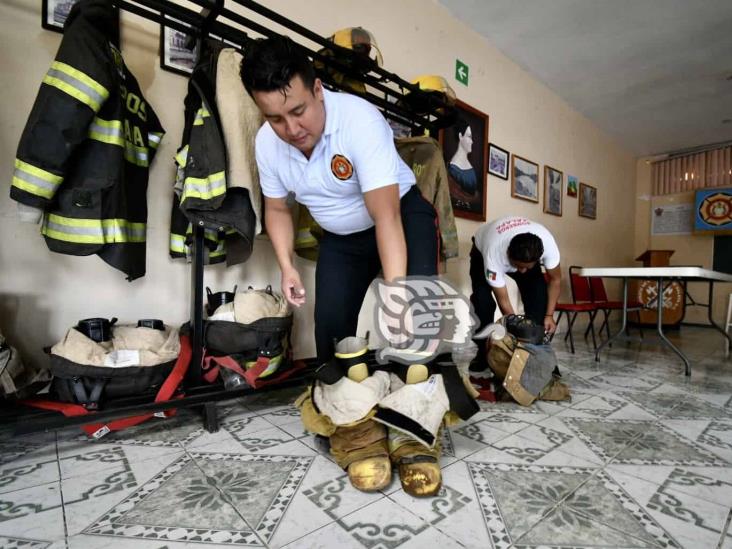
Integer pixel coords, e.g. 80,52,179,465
455,59,469,86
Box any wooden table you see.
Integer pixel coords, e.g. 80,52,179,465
579,267,732,376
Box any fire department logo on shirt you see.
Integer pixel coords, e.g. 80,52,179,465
330,154,353,180
486,269,497,281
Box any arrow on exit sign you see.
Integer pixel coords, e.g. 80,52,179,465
455,59,469,86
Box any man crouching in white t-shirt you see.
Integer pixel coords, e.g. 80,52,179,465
470,216,562,365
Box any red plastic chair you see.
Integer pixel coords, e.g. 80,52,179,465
545,269,598,354
588,276,644,341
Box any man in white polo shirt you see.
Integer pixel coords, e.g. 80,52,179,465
241,36,439,363
470,216,562,364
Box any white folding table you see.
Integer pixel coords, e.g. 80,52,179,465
579,267,732,376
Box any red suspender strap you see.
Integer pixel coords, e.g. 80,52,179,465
20,334,192,438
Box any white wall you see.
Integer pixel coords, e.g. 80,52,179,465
0,0,637,368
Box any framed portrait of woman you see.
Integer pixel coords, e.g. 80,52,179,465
439,100,489,221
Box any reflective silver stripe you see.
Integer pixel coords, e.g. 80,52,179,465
46,68,106,108
43,216,146,243
12,168,58,193
124,144,149,167
148,132,162,147
89,121,122,138
185,178,226,194
45,220,145,239
170,234,186,253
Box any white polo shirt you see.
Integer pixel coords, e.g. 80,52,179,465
474,217,560,288
255,88,415,235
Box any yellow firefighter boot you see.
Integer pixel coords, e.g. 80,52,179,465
385,363,443,497
335,336,370,382
330,418,391,492
347,455,392,492
397,456,442,497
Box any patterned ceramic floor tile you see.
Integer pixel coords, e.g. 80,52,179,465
57,440,185,482
0,432,57,467
82,451,311,546
608,464,732,508
564,418,728,466
664,396,732,421
385,460,490,548
608,467,730,549
0,481,65,541
1,453,60,496
258,405,303,428
468,462,677,549
0,536,55,549
291,493,464,549
61,451,180,537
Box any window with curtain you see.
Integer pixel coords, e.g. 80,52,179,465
652,145,732,195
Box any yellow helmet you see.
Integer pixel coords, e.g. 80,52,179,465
410,75,456,105
330,27,383,68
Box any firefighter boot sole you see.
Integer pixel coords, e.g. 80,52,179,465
347,456,392,492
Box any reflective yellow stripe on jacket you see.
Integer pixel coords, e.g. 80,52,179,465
43,61,109,112
42,214,145,244
148,131,164,150
193,107,211,126
12,159,63,200
88,117,124,146
87,117,150,167
182,171,226,202
169,233,186,255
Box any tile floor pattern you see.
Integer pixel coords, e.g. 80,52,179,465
1,327,732,548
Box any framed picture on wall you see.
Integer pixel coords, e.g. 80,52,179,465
567,175,578,197
43,0,120,43
579,182,597,219
160,15,199,76
440,99,489,221
543,165,563,216
42,0,76,33
511,154,539,203
488,143,509,180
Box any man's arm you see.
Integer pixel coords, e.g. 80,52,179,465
363,184,406,282
492,285,516,317
264,196,306,306
544,264,562,333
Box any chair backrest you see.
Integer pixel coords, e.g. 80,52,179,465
589,277,609,302
568,265,592,303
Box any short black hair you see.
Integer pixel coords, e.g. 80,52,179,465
507,233,544,263
452,115,470,140
240,35,316,96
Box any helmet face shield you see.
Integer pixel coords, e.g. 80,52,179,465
331,27,383,68
411,75,456,107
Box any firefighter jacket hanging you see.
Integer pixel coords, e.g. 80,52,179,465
169,43,261,266
395,136,458,261
9,0,164,281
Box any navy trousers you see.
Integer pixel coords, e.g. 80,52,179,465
314,186,439,363
469,242,548,365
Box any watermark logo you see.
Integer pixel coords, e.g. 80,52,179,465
371,276,478,364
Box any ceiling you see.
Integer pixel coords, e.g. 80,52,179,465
438,0,732,157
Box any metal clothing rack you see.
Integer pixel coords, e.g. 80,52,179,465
1,0,454,437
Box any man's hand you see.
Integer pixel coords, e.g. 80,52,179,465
282,266,306,307
544,314,557,335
